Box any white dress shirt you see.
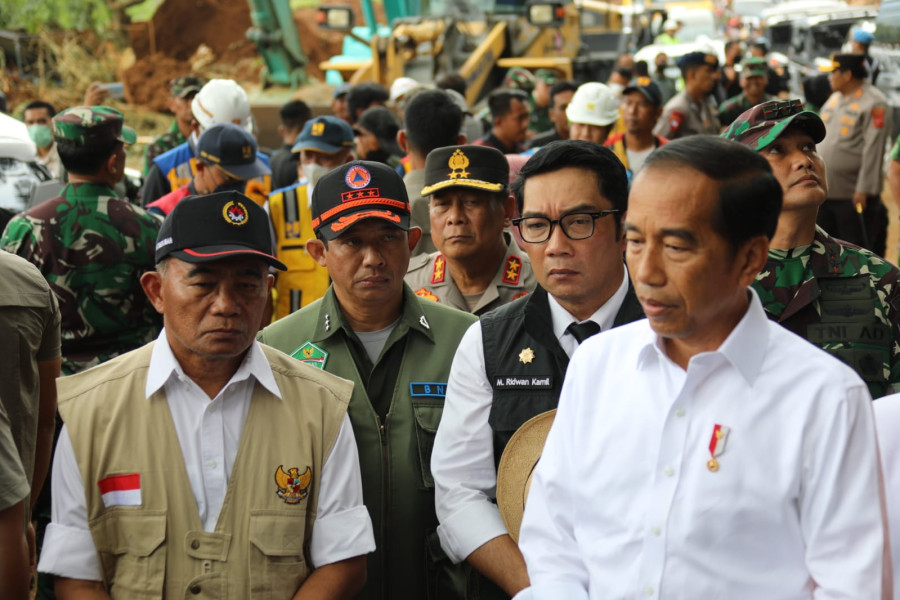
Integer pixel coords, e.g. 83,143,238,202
39,331,374,580
517,290,888,600
433,270,630,563
874,394,900,600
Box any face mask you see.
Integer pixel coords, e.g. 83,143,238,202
607,83,625,98
27,124,53,149
302,162,330,188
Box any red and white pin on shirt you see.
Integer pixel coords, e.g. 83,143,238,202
707,424,730,472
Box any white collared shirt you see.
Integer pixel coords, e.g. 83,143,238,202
432,269,630,564
517,290,888,600
39,331,374,580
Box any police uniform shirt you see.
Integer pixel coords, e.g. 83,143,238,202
653,90,721,140
818,82,891,199
517,290,887,600
38,331,375,579
432,270,630,562
405,236,536,315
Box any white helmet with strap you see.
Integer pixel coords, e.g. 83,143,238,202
191,79,254,134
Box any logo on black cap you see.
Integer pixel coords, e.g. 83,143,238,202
223,200,249,226
345,165,372,189
448,149,471,180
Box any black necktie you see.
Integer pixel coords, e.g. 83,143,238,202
566,321,601,344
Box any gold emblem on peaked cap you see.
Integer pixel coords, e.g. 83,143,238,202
242,145,252,159
447,149,470,180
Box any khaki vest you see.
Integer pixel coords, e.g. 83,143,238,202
58,342,352,599
268,184,330,319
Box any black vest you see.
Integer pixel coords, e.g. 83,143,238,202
481,284,644,466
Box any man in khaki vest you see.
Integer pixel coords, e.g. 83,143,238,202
37,191,375,599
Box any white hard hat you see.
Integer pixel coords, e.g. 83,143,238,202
566,82,619,127
663,20,678,31
390,77,421,102
191,79,253,133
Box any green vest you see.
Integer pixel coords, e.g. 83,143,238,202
59,342,352,599
259,284,477,600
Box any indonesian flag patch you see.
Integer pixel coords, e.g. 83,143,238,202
98,473,142,507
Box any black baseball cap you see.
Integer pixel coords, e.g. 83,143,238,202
155,191,286,270
196,122,270,180
311,160,410,241
292,116,355,154
623,77,663,106
421,145,509,196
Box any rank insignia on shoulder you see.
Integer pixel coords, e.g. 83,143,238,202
519,347,535,364
503,255,522,285
415,287,439,302
275,465,312,504
290,341,328,369
431,254,446,284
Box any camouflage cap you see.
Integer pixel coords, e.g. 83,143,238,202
170,75,205,98
535,68,560,85
52,106,137,147
504,67,537,93
741,57,768,78
721,98,825,152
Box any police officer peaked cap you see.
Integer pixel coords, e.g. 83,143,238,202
155,191,286,270
421,145,509,196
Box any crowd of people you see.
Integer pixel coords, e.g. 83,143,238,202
2,29,900,599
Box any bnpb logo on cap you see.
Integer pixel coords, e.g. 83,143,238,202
345,165,372,189
222,200,249,226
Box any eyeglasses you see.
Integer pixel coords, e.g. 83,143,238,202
511,210,620,243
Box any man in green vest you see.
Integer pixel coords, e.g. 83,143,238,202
259,161,478,600
38,192,375,599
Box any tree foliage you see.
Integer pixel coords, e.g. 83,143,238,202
0,0,114,34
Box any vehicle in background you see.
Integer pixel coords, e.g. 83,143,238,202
871,0,900,139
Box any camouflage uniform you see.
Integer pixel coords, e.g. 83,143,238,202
718,92,776,127
0,106,162,375
752,226,900,398
142,120,185,175
141,76,203,175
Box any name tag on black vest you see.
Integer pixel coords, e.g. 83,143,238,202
493,375,553,389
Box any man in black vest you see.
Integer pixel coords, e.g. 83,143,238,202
431,140,643,599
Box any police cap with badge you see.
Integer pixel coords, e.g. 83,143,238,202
420,145,509,197
155,190,286,270
52,106,137,148
310,160,411,240
292,115,355,154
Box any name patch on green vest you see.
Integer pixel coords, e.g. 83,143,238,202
290,341,328,369
410,382,447,397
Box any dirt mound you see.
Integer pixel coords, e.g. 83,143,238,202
129,0,254,62
121,54,192,112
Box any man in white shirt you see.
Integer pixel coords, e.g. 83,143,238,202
431,140,643,599
38,191,375,599
517,135,890,599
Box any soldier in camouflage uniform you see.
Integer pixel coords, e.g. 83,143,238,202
723,99,900,398
141,76,204,175
717,57,776,127
1,106,162,375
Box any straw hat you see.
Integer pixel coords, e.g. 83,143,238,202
496,409,557,542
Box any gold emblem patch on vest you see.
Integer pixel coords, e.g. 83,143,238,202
503,255,522,284
275,465,312,504
519,347,535,364
289,341,328,369
415,287,439,302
